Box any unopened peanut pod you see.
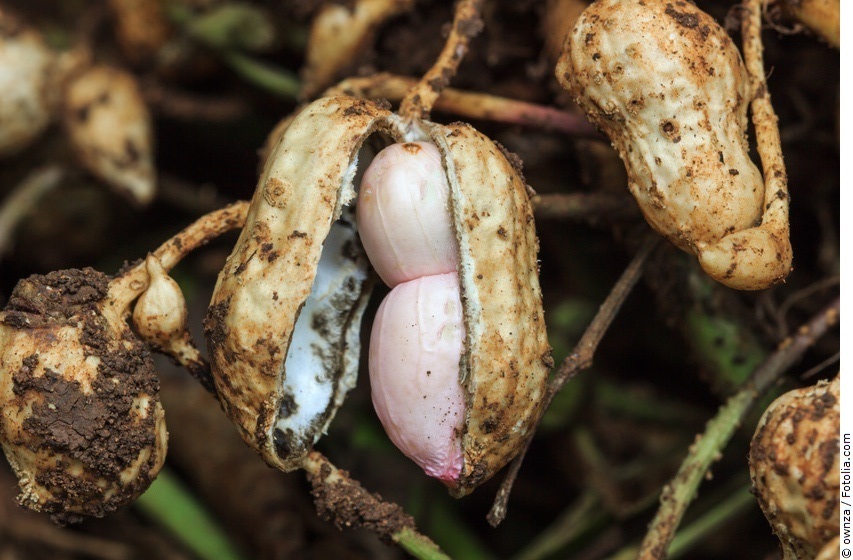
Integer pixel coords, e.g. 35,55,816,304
300,0,415,99
0,268,167,523
779,0,839,48
205,95,551,495
0,11,59,156
749,376,840,560
557,0,792,290
63,65,156,205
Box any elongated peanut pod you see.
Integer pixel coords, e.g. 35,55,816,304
369,273,466,482
557,0,792,290
0,12,60,156
357,142,458,287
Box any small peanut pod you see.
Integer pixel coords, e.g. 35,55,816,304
205,96,551,494
301,0,415,99
133,256,190,348
0,268,167,523
749,376,840,560
132,256,209,388
557,0,792,290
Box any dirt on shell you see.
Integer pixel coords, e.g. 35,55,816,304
3,267,109,328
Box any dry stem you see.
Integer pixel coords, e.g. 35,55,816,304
108,200,249,302
0,166,65,257
488,236,660,526
327,73,598,136
742,0,791,258
398,0,485,123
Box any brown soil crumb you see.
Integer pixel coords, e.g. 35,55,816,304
307,466,414,543
3,267,109,328
203,296,231,349
665,3,699,28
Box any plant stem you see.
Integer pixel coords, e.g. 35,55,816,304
104,201,248,390
488,236,659,526
398,0,485,122
108,200,249,304
0,166,65,257
741,0,791,264
328,73,598,136
549,236,660,390
608,483,755,560
394,527,454,560
636,297,840,559
667,485,754,559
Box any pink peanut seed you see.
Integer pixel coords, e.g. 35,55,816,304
356,142,458,287
369,273,465,482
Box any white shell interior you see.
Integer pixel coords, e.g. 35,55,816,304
273,212,369,455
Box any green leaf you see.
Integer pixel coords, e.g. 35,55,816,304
134,468,248,560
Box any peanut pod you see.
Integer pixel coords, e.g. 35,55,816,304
0,10,60,156
0,268,167,523
750,376,840,560
0,202,247,522
204,95,551,495
557,0,792,290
